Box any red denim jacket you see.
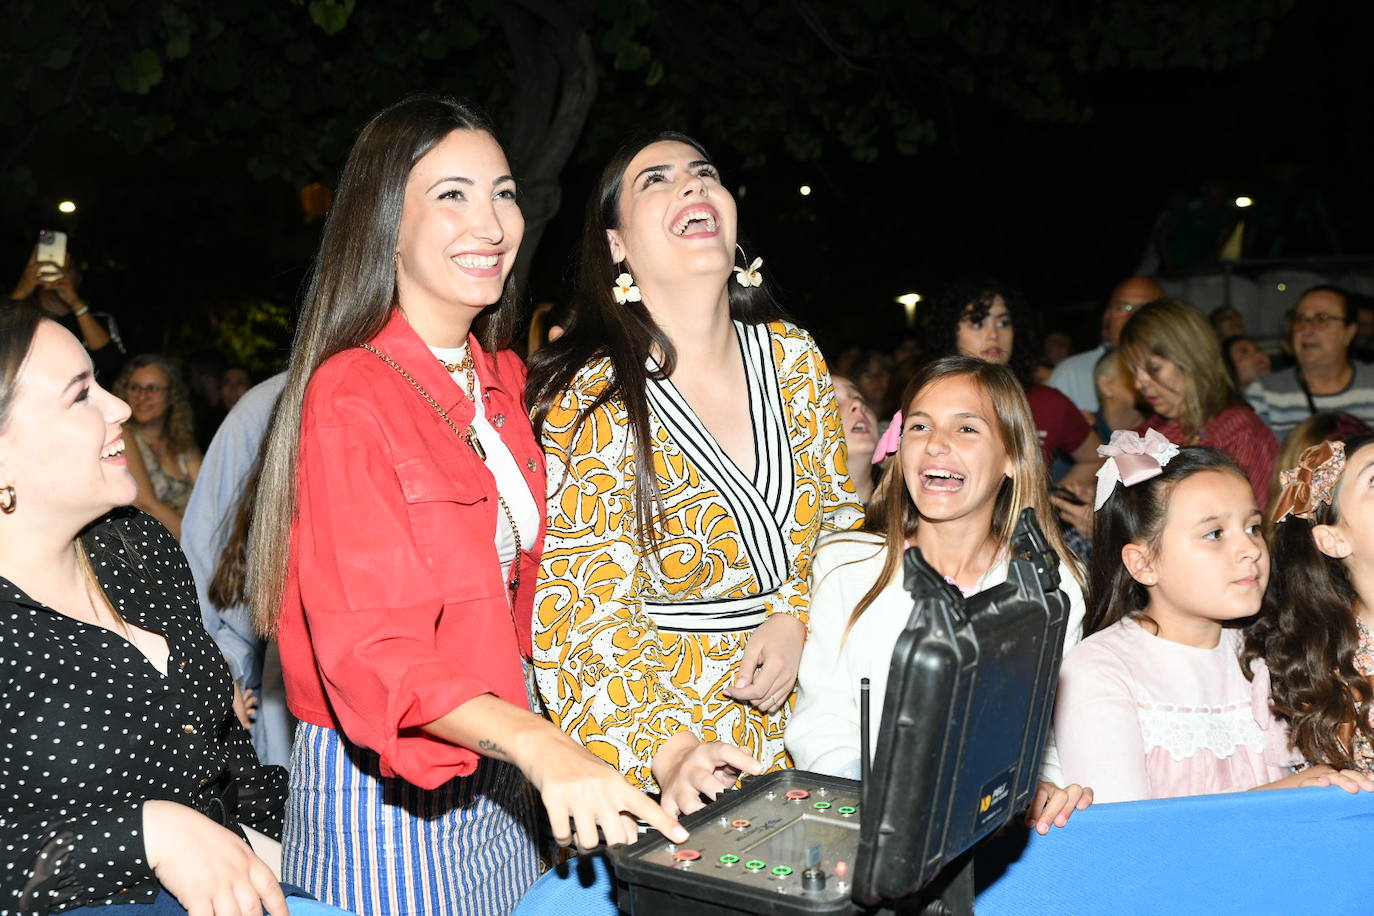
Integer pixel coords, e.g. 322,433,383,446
279,309,546,789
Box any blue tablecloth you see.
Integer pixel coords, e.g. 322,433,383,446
516,787,1374,915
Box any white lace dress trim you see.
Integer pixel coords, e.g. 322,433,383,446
1137,700,1266,762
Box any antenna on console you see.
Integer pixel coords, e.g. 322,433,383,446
860,676,871,788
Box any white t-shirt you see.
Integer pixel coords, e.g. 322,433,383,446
430,344,540,579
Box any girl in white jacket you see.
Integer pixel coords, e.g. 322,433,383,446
786,355,1090,833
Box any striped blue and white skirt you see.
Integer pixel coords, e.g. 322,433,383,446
283,722,543,916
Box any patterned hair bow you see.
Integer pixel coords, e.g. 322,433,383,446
1093,428,1180,510
873,410,902,465
1273,440,1346,523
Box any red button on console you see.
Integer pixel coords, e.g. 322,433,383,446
785,789,810,800
672,849,702,862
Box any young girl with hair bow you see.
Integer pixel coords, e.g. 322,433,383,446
1248,436,1374,777
787,356,1092,834
1055,430,1374,803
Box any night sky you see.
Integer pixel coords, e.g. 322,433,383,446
7,0,1368,364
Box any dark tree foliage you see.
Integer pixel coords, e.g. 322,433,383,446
0,0,1293,359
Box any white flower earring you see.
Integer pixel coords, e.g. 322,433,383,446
733,244,763,288
612,266,642,304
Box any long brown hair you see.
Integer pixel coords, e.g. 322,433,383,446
0,306,42,430
1117,298,1239,438
525,131,786,551
1245,434,1374,768
209,459,263,610
248,94,520,636
845,356,1083,635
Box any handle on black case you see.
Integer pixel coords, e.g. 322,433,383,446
902,544,971,630
1008,506,1061,597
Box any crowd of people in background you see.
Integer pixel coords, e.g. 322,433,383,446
4,90,1374,916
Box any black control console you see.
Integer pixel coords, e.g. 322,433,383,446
615,770,861,915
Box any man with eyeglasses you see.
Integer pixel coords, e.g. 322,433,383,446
1049,276,1164,423
1245,285,1374,438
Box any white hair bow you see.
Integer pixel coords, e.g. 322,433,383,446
1093,428,1180,510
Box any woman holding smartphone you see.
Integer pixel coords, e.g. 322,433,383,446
8,243,122,382
249,96,683,916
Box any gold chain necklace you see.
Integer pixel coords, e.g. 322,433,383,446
360,344,523,604
437,346,476,400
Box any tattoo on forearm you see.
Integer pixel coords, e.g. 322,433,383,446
478,738,509,759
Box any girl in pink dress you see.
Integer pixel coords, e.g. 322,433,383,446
1055,432,1374,803
1249,436,1374,777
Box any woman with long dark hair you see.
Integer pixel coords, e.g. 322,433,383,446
248,96,682,915
526,133,862,816
1248,436,1374,775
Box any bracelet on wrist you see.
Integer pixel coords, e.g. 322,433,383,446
72,304,90,317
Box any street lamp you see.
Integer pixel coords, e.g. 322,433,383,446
895,292,921,327
1234,196,1253,208
799,185,812,196
57,200,76,214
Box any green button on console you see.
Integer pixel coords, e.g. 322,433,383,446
744,859,767,871
812,801,832,810
771,866,793,877
719,854,739,865
838,805,857,815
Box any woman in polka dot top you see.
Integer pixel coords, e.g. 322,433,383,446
0,308,296,914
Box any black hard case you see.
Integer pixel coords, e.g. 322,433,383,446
613,508,1070,914
852,507,1069,905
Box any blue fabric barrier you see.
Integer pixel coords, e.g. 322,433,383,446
515,854,618,916
975,786,1373,915
516,788,1374,915
61,885,351,915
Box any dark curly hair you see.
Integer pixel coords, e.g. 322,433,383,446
1243,434,1374,769
924,278,1036,384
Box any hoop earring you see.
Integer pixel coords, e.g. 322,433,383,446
733,244,764,288
0,485,15,515
612,265,642,304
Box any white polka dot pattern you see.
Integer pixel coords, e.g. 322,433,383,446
0,510,287,913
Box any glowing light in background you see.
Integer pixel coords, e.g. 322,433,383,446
896,293,922,326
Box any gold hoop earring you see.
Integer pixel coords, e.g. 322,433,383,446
0,485,15,515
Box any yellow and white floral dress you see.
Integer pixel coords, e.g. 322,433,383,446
534,319,862,790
